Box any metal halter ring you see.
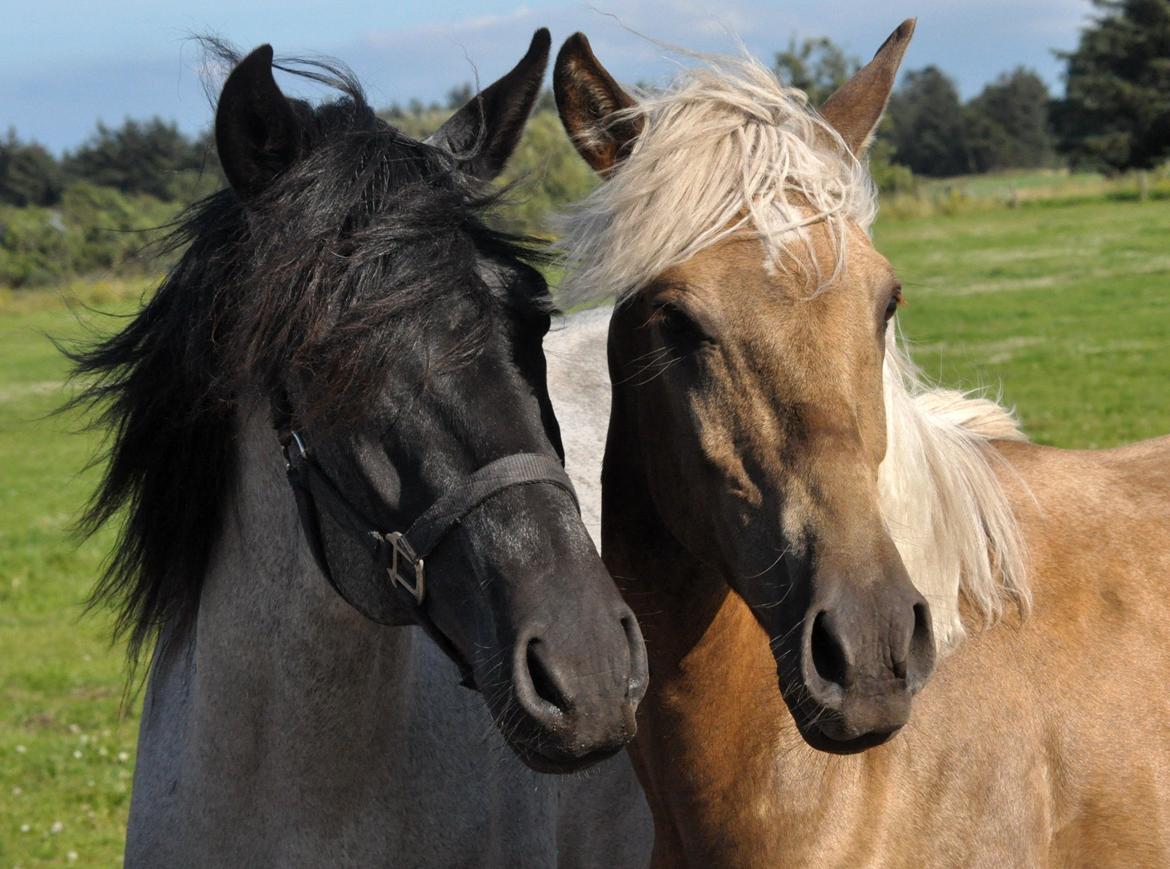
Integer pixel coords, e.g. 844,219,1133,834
383,531,425,604
283,430,309,468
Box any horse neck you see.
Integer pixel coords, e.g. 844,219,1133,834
602,404,890,867
181,401,415,786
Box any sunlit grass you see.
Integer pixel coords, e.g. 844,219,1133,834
876,198,1170,447
1,304,137,868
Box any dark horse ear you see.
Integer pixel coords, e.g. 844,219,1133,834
215,45,303,199
819,19,916,156
553,33,642,176
426,28,550,180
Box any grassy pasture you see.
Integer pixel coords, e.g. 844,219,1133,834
1,304,134,868
1,197,1168,866
877,199,1170,447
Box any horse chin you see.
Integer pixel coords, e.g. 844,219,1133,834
795,717,902,755
471,665,636,773
776,667,907,756
491,688,635,773
510,741,626,775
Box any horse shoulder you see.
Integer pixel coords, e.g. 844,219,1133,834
935,436,1170,858
990,436,1170,599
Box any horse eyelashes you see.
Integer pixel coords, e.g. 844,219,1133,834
654,304,712,353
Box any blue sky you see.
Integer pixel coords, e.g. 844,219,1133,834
2,0,1092,153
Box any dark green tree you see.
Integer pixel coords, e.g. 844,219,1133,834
774,36,859,104
445,83,474,109
64,118,206,199
886,66,971,176
1055,0,1170,171
497,110,596,236
966,68,1056,171
534,88,557,114
0,130,64,206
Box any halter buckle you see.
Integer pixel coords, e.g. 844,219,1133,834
282,430,309,469
384,531,425,605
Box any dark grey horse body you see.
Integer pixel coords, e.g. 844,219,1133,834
126,403,649,867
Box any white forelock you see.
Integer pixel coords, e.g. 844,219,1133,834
555,52,876,308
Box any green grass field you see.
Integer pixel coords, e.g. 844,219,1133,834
1,305,133,868
2,197,1169,866
877,199,1170,447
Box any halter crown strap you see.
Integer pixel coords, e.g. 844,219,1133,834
405,453,578,560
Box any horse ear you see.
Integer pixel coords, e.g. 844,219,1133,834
215,45,303,199
819,19,916,156
426,28,550,180
554,33,642,176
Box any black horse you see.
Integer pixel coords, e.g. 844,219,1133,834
70,31,651,865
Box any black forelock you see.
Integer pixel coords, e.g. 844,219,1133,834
66,47,552,661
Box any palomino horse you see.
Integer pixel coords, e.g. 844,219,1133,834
71,32,652,866
554,21,1170,867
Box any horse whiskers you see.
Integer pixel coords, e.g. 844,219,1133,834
471,647,510,688
614,348,673,384
626,344,677,366
618,349,683,387
631,356,683,387
740,545,792,581
751,586,795,611
767,618,807,652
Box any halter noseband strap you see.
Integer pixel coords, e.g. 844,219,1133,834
272,395,580,619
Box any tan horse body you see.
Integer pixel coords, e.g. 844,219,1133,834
605,431,1170,867
553,20,1170,867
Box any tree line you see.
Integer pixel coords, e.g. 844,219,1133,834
776,0,1170,177
1,0,1166,287
0,121,221,209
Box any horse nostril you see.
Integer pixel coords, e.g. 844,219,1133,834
810,611,853,689
906,601,936,692
912,603,931,645
525,638,570,714
621,613,648,703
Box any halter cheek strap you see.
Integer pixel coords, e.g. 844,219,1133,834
272,397,580,623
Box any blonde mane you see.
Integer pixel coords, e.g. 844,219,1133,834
556,52,1031,650
881,339,1031,648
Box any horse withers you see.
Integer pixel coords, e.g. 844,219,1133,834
71,31,651,866
555,22,1170,866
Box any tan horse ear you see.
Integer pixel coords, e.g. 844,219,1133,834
554,33,644,175
820,19,916,156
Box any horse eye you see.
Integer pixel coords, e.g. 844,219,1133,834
653,303,708,348
884,286,903,322
657,304,684,331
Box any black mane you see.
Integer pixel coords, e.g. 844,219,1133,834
67,50,549,661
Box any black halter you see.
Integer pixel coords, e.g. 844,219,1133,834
271,394,580,624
